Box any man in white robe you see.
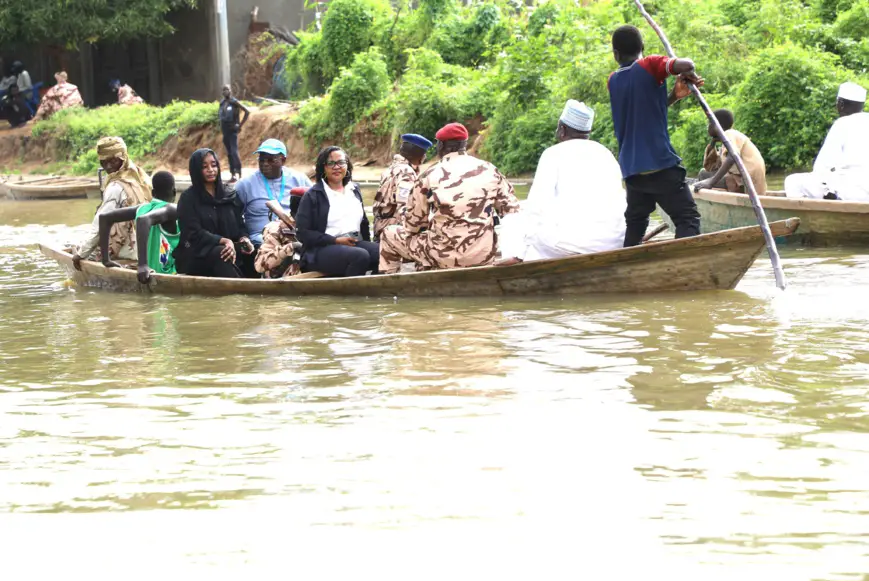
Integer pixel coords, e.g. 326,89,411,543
785,82,869,202
499,100,626,263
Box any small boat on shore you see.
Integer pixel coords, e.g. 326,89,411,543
39,218,799,297
3,175,101,200
673,188,869,247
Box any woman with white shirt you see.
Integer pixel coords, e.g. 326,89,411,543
295,146,379,276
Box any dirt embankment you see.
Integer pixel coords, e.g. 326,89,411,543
0,104,400,175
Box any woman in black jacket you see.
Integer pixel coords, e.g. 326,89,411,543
295,146,379,277
174,148,254,277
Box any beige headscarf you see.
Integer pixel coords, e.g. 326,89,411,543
97,136,152,204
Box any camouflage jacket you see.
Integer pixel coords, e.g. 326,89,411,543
255,220,301,278
118,84,144,105
373,154,418,238
404,151,520,268
34,82,83,121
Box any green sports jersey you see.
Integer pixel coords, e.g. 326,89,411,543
135,199,179,275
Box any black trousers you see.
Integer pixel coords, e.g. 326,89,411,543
624,165,701,247
222,129,242,176
309,242,380,277
179,246,242,278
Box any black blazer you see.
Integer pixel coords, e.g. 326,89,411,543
295,181,371,265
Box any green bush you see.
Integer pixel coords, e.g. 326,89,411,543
32,101,218,175
328,48,391,131
321,0,392,84
426,3,510,67
272,31,328,99
482,99,561,176
735,45,846,169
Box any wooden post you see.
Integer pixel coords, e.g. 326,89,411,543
632,0,787,291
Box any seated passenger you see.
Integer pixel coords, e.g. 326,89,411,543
2,85,32,128
72,136,152,270
372,133,432,241
110,79,144,105
379,123,520,274
693,108,767,195
34,71,83,121
785,82,869,202
295,146,379,277
498,100,626,264
174,149,255,278
255,200,303,279
98,171,179,284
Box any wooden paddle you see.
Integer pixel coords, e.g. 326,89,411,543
265,199,295,227
633,0,787,291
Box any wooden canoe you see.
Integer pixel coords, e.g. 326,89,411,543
5,175,101,200
671,188,869,247
38,218,799,297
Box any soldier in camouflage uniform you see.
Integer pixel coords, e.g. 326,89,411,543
372,133,432,241
379,123,520,274
255,196,303,278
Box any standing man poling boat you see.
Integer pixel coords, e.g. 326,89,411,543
785,82,869,202
372,133,432,242
498,100,626,265
378,123,520,274
218,85,250,184
72,137,153,269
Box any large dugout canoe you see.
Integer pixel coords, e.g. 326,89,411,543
38,218,799,297
5,175,101,200
676,188,869,247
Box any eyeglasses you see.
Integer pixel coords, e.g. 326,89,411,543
325,160,348,168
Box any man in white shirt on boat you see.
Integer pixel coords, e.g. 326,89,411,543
498,100,627,264
785,82,869,202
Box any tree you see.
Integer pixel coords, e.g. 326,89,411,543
0,0,198,48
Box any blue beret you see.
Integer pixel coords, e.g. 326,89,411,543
401,133,433,151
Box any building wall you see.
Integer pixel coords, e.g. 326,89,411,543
159,4,218,103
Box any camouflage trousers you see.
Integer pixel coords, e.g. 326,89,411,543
373,215,400,243
379,225,437,274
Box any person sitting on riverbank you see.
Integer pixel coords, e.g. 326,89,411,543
609,25,702,246
98,171,179,284
295,146,379,277
372,133,432,242
110,79,144,106
34,72,83,122
1,85,32,128
174,149,255,278
693,109,767,195
379,123,520,274
785,82,869,202
72,137,152,270
235,138,311,248
498,101,626,265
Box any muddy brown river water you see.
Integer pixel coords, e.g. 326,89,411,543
1,193,869,579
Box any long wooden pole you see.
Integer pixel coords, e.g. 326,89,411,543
632,0,787,290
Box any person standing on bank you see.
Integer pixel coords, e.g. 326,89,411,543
218,85,250,184
608,24,703,246
295,147,379,277
174,148,255,278
372,133,432,241
235,138,312,248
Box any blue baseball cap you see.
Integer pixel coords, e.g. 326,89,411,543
255,138,287,156
401,133,433,151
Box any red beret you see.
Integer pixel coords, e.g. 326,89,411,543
435,122,469,142
290,186,308,197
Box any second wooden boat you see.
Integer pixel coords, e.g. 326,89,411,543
38,218,799,297
668,188,869,247
5,175,101,200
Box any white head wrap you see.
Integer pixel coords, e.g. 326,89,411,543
559,100,594,132
838,82,866,103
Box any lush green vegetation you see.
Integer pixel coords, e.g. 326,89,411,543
273,0,869,175
32,101,217,174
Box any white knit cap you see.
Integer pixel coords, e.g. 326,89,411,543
560,100,594,132
838,82,866,103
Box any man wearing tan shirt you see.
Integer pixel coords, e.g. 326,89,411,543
694,109,767,195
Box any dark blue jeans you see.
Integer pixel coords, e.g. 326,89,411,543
222,128,241,176
310,242,380,277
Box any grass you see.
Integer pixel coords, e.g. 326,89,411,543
32,101,219,175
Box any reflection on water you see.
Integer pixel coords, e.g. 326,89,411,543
3,197,869,578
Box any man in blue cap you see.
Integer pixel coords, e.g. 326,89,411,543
372,133,432,241
235,138,312,262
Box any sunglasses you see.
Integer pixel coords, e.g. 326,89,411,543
325,160,348,168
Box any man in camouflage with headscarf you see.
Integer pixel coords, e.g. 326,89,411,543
379,123,520,274
72,136,152,270
372,133,432,241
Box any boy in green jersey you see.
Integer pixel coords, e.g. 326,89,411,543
100,171,179,284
